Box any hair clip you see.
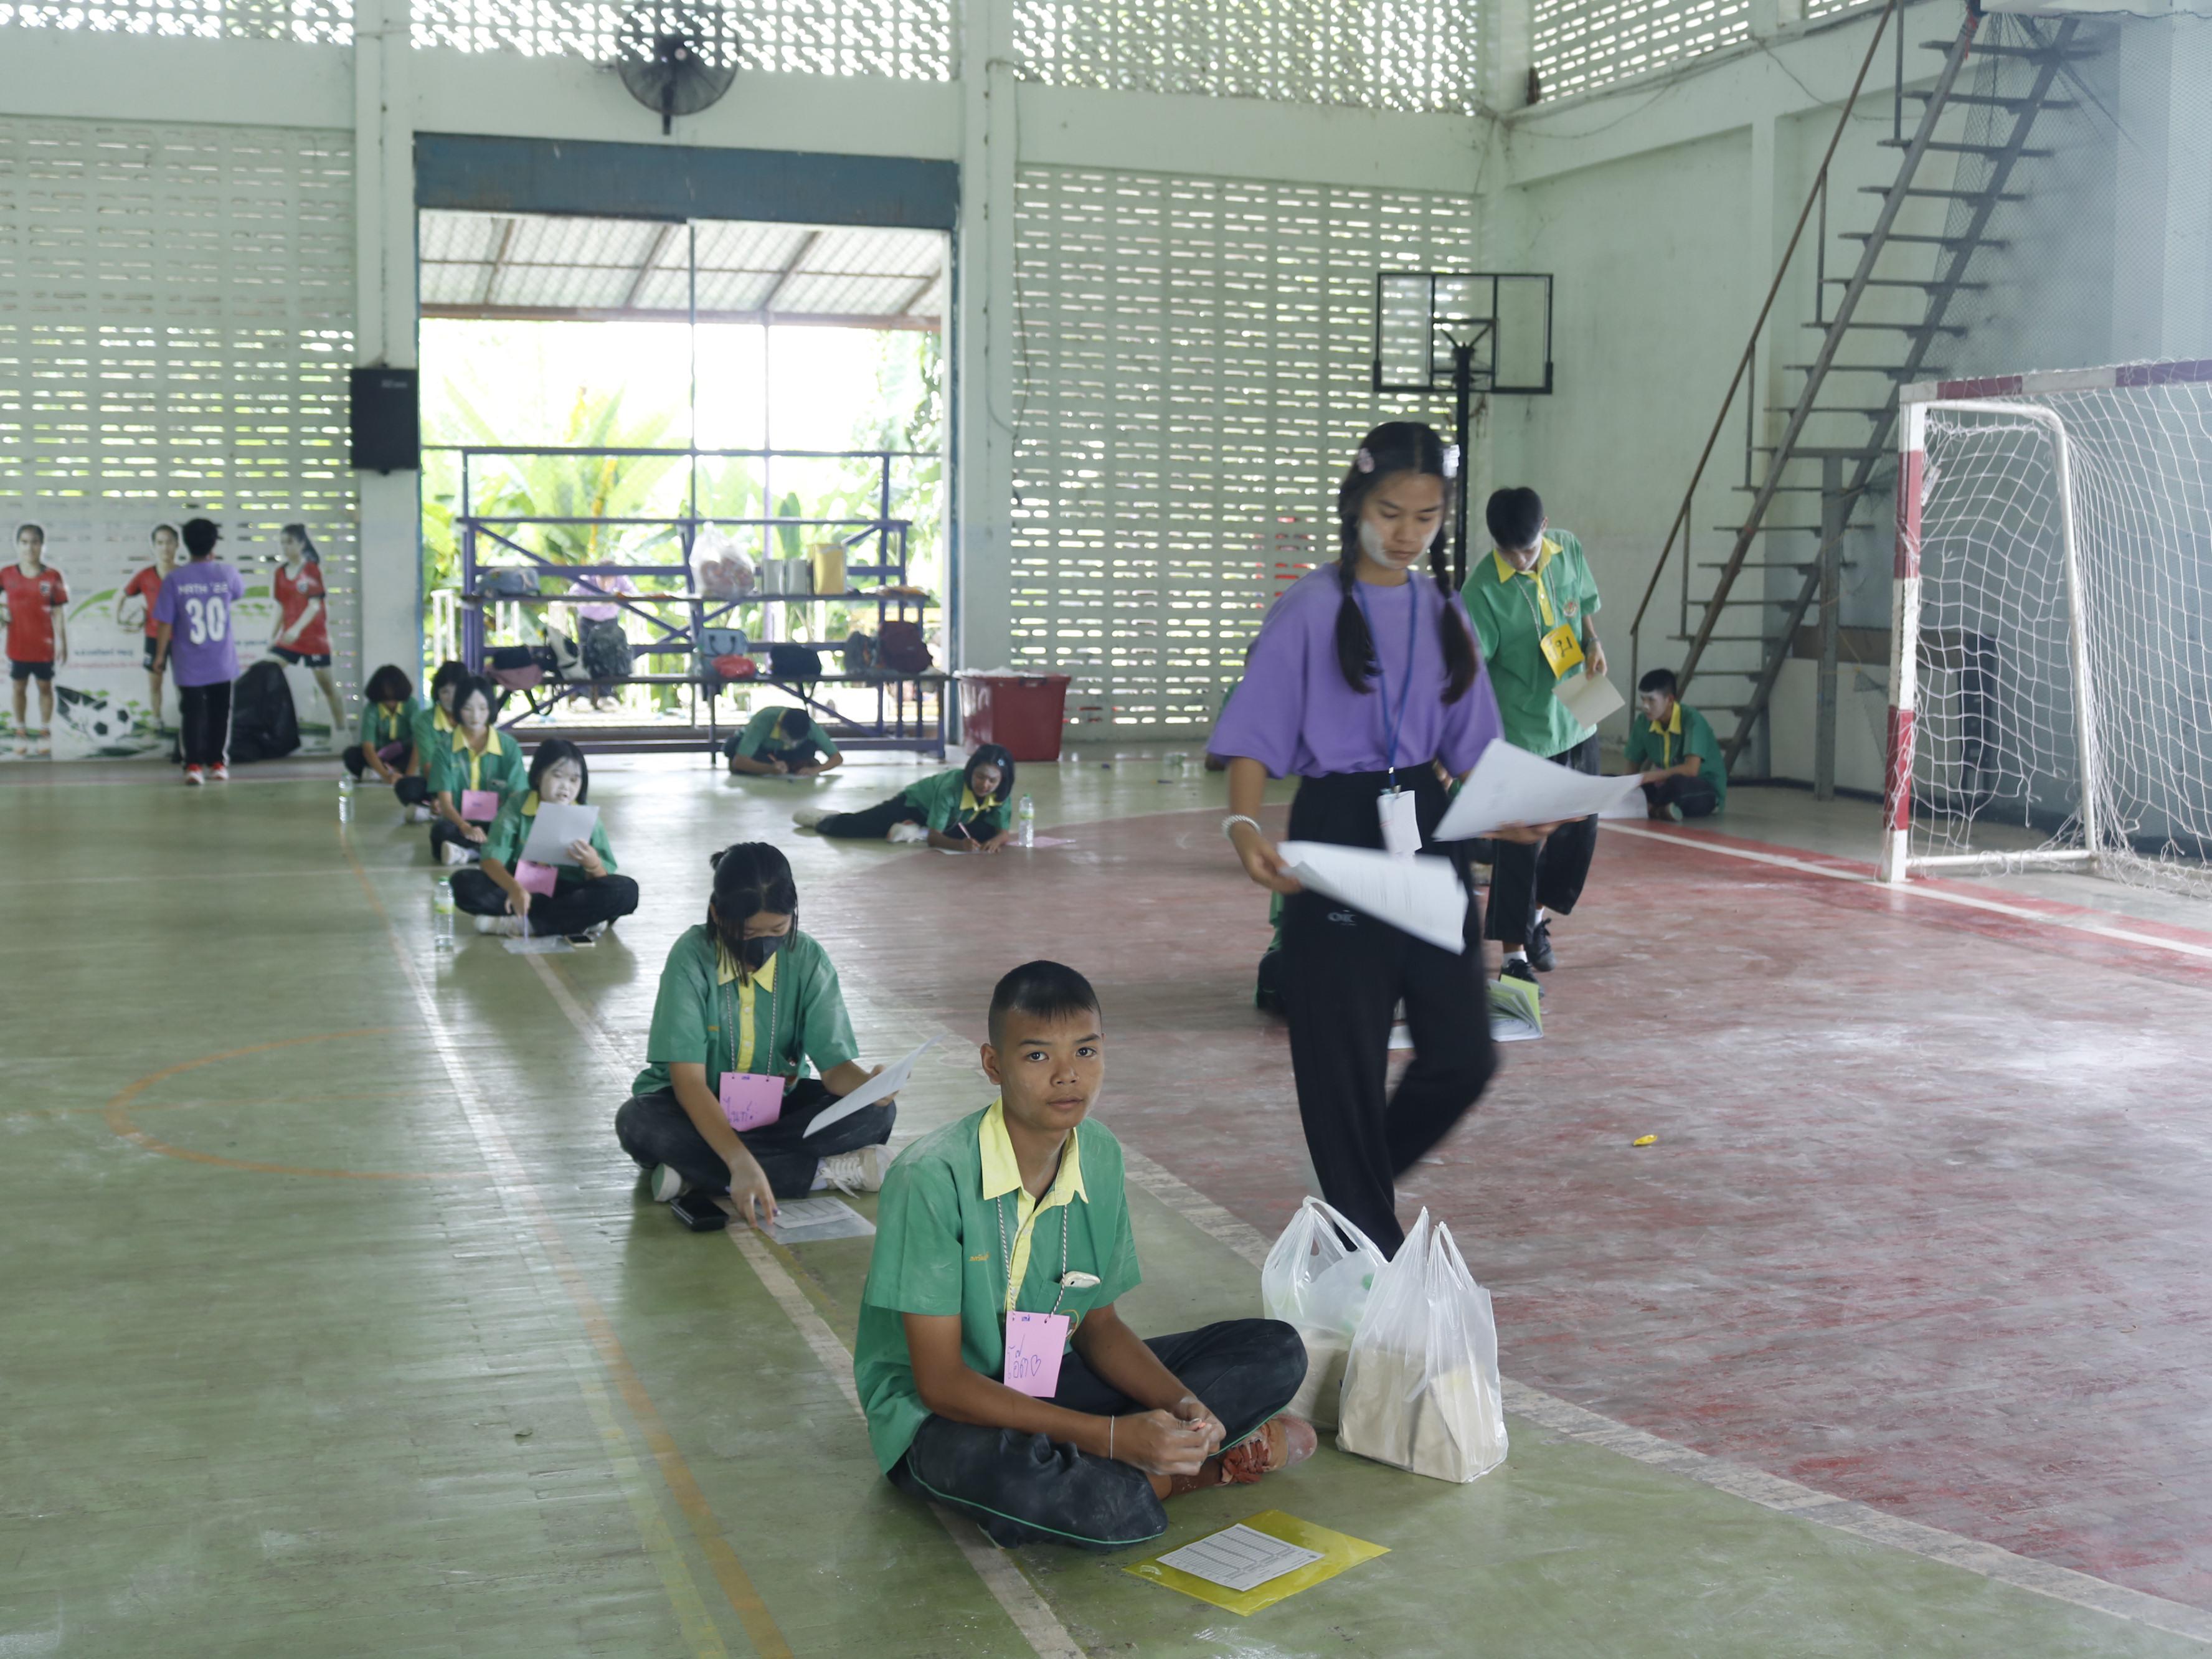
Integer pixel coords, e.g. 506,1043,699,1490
1354,448,1376,474
1442,443,1462,479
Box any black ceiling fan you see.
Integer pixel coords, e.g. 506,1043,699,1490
615,4,740,135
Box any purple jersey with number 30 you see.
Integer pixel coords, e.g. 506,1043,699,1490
154,560,248,688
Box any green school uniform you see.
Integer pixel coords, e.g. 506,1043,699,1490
480,792,620,886
1625,701,1728,808
427,727,527,807
357,696,424,750
854,1102,1141,1477
1459,529,1604,759
407,703,455,773
899,768,1011,836
735,707,840,760
630,925,859,1100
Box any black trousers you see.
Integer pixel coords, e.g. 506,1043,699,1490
394,773,430,808
1643,775,1720,819
1484,734,1602,944
613,1079,895,1199
428,817,481,858
816,793,920,839
450,866,639,935
1281,767,1496,1257
891,1319,1307,1551
178,681,232,768
344,740,411,780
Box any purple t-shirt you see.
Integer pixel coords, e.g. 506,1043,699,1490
154,559,248,688
1211,567,1503,778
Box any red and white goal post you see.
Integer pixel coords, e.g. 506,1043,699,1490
1883,359,2212,894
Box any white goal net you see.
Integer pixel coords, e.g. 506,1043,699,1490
1884,362,2212,896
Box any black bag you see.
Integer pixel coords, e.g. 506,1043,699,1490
770,643,824,681
880,620,933,674
488,645,537,671
580,617,634,681
227,660,301,763
483,569,541,598
842,630,881,678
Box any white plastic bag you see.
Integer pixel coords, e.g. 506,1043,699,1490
1336,1209,1507,1483
1260,1196,1387,1430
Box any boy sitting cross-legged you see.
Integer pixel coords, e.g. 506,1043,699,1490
854,960,1315,1549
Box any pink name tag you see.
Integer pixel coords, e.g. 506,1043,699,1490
461,789,499,821
514,859,558,896
1003,1312,1071,1398
719,1071,783,1132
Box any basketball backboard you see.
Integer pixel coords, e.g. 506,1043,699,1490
1373,272,1554,397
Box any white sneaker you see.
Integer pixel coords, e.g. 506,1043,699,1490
818,1143,890,1194
580,920,611,941
440,841,477,867
792,806,831,830
409,804,433,824
474,914,526,936
886,821,929,845
650,1163,692,1203
183,765,206,787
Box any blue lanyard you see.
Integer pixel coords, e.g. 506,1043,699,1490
1353,578,1420,783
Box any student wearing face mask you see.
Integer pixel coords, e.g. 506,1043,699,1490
426,674,526,865
451,740,639,941
396,661,465,822
614,842,900,1224
795,745,1016,851
1211,422,1540,1258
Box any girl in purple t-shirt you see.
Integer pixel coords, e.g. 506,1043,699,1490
152,519,248,784
1209,422,1549,1257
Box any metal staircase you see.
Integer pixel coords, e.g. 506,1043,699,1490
1631,2,2094,782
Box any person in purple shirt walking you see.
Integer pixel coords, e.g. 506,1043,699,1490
152,518,248,785
1209,422,1551,1255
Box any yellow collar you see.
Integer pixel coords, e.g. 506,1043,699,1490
451,726,493,754
960,787,983,815
980,1097,1087,1208
432,707,455,733
1645,702,1683,737
521,792,540,816
1491,537,1557,583
714,943,781,991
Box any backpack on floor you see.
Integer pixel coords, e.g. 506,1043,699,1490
580,618,634,681
227,660,301,763
880,620,933,675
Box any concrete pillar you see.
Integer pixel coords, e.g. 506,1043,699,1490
2112,14,2212,362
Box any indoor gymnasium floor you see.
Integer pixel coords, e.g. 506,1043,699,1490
5,747,2210,1658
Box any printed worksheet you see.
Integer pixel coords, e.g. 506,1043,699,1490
1434,739,1644,841
1156,1525,1324,1594
763,1196,877,1244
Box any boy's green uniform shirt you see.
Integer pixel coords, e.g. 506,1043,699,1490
630,925,859,1099
1625,701,1729,807
900,768,1010,835
1460,529,1604,759
479,792,619,885
735,707,839,759
357,695,424,750
427,727,527,802
855,1104,1141,1475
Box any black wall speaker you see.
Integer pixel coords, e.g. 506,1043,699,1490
350,367,420,473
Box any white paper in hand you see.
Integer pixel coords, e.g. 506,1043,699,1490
1553,669,1625,729
1277,841,1467,954
1434,739,1644,841
805,1035,941,1137
520,801,600,866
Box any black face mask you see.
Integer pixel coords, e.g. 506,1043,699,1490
739,933,783,971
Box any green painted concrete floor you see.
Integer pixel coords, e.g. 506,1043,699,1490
2,749,2203,1657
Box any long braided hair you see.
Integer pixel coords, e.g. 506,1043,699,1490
1331,422,1479,704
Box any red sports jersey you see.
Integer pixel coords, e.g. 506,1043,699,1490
274,561,331,656
1,563,69,661
123,565,165,637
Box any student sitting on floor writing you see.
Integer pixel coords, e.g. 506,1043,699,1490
796,744,1016,851
451,739,640,941
1623,667,1728,821
854,960,1315,1551
615,842,898,1223
343,663,423,788
397,660,464,821
726,704,843,778
427,674,526,865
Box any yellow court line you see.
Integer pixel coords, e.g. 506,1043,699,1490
341,842,791,1659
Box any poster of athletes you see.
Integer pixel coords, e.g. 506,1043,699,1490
1,509,349,762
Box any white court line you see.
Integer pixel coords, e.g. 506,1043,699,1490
1608,823,2212,967
1120,1146,2212,1647
522,956,1087,1659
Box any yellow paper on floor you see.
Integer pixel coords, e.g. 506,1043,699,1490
1123,1510,1387,1615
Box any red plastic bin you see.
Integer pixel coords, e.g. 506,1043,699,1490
957,672,1071,762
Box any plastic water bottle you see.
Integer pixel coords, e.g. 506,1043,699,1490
432,876,456,952
338,774,354,824
1016,795,1036,849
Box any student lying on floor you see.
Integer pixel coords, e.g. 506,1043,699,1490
796,744,1016,851
615,841,897,1224
451,739,640,942
725,705,843,778
853,959,1315,1551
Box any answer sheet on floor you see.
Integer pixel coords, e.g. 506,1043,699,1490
1155,1524,1325,1594
763,1196,876,1244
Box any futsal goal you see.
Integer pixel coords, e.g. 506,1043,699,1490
1882,360,2212,894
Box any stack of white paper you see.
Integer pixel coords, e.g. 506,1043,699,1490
1276,841,1467,954
1435,739,1644,841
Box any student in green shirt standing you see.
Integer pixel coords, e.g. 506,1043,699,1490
798,744,1016,851
615,842,897,1223
1624,667,1726,820
856,961,1313,1549
1460,487,1606,986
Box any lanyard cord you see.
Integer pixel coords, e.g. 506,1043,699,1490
997,1190,1072,1318
717,949,782,1080
1511,558,1556,635
1351,578,1421,784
